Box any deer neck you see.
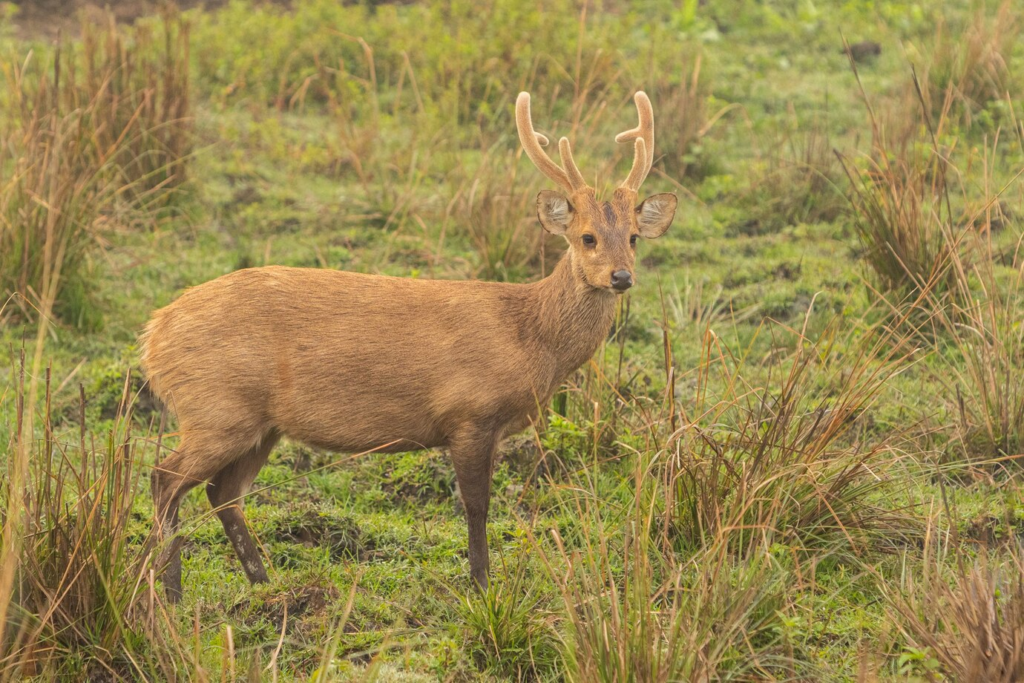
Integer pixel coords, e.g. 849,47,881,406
532,252,618,380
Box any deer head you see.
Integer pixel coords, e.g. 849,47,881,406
516,91,677,292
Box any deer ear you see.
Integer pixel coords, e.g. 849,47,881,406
635,193,677,239
537,190,574,235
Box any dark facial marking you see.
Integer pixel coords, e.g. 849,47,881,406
602,202,616,224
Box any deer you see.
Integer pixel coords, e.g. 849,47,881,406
141,91,676,602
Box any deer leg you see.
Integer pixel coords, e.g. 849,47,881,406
450,427,498,591
206,432,279,585
152,440,231,603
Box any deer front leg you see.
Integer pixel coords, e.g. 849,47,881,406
449,427,498,591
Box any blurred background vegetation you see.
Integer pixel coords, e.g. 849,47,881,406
2,0,1024,680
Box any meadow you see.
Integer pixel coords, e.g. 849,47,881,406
2,0,1024,679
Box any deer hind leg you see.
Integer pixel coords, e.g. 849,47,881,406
206,430,280,585
151,429,258,603
449,426,499,591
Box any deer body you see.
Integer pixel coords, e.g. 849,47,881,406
144,91,675,601
144,257,616,456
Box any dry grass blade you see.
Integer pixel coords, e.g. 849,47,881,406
882,520,1024,681
448,143,546,282
835,58,964,298
0,9,191,329
664,317,918,559
916,0,1019,126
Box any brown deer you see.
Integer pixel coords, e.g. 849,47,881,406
141,91,676,601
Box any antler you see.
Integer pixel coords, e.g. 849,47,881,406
615,91,654,192
516,92,588,195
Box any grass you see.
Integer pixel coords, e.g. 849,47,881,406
0,8,191,330
78,9,192,201
663,319,917,558
0,48,124,330
3,0,1024,680
914,0,1020,127
881,514,1024,681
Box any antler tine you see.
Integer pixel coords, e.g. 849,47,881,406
557,137,587,191
615,91,655,191
621,139,648,194
516,92,587,194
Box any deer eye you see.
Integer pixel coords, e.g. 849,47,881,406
630,234,638,246
581,234,596,246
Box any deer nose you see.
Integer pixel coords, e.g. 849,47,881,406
610,270,633,291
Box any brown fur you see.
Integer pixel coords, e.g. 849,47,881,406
141,91,676,601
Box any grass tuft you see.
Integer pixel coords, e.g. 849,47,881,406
882,519,1024,681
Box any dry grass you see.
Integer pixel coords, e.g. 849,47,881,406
78,9,192,201
663,319,917,558
524,308,920,680
0,9,191,328
447,145,547,282
917,0,1019,126
928,217,1024,466
882,517,1024,681
653,54,729,183
0,359,278,680
0,368,144,678
737,121,846,234
0,49,124,329
837,64,965,298
540,497,789,681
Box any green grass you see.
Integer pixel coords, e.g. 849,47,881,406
3,0,1024,680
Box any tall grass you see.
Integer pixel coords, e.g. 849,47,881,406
322,40,438,236
538,463,790,680
0,367,145,678
79,9,192,200
881,516,1024,681
519,311,920,679
192,0,626,126
448,145,546,281
0,352,138,677
928,217,1024,465
0,49,124,329
655,54,729,183
664,318,918,558
737,121,845,234
917,0,1019,127
0,10,191,328
0,360,276,679
837,66,964,297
